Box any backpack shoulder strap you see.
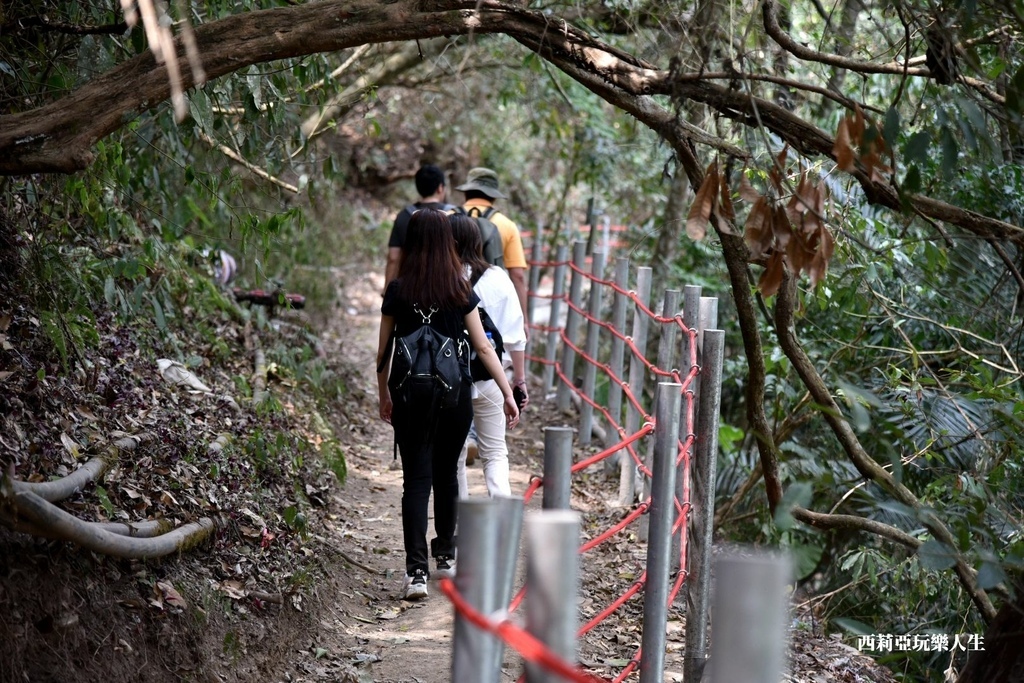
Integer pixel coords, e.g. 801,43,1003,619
376,330,395,374
480,206,497,220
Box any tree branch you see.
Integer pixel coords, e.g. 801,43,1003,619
761,0,1005,106
774,271,997,621
1,0,1019,247
793,506,922,549
198,132,299,193
1,16,128,35
1,488,216,559
11,434,149,502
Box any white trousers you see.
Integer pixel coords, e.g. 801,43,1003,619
457,379,511,498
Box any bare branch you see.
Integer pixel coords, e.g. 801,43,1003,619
761,0,1005,106
11,434,149,502
198,132,299,193
1,488,216,559
775,271,997,621
793,507,921,549
1,16,128,35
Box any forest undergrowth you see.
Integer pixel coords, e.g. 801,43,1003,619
0,216,899,683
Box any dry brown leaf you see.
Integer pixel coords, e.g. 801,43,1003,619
76,406,99,421
218,580,247,600
772,205,794,251
759,251,786,297
807,226,835,287
738,171,761,203
786,228,810,276
743,197,772,259
156,581,188,609
60,432,81,460
833,118,856,172
718,176,736,222
849,104,866,143
686,162,719,240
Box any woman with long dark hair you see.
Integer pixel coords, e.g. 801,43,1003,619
376,209,519,600
449,213,529,498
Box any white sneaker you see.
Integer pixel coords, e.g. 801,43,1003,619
465,438,478,466
434,555,456,580
402,569,428,600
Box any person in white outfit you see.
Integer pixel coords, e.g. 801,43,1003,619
449,214,530,498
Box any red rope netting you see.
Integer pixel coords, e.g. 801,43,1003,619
444,247,701,681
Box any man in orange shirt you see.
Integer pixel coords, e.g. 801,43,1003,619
455,168,529,341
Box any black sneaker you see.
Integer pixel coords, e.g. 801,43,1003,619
402,569,428,600
434,555,456,580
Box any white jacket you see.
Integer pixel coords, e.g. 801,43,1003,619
473,266,526,369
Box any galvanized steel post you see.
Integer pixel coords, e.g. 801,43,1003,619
525,510,581,683
672,285,701,574
684,329,725,683
617,266,652,507
489,495,525,676
542,426,574,510
579,250,607,446
603,257,631,476
542,244,569,394
525,221,544,372
640,289,679,542
452,498,504,683
710,551,792,683
556,241,588,411
639,383,681,683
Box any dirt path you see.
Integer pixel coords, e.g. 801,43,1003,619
310,271,541,683
279,268,899,683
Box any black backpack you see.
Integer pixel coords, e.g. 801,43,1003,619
469,306,505,382
381,305,466,413
405,202,456,219
454,206,505,268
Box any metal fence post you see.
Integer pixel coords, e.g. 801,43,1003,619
525,510,581,683
684,329,725,683
452,498,503,683
490,495,525,676
556,241,588,411
640,289,679,541
526,221,544,371
639,383,681,683
602,259,626,446
603,257,631,475
542,244,569,394
672,285,702,574
579,250,607,446
543,426,574,510
617,266,652,507
710,551,792,683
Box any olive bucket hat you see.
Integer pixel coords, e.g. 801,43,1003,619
455,167,507,199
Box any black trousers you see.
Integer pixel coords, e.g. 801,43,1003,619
391,380,473,576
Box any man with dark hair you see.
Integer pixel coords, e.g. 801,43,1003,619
384,164,454,288
455,168,529,341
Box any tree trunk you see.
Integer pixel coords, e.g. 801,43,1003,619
957,586,1024,683
650,169,690,296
